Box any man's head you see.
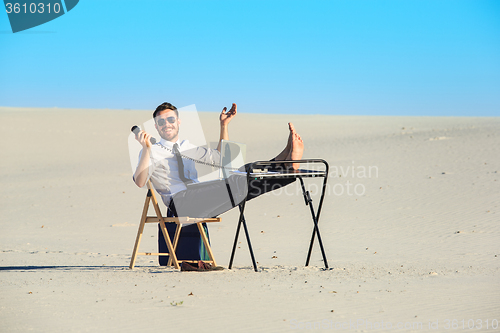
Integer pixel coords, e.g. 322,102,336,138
153,102,181,142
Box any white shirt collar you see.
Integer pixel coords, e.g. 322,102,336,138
159,138,188,148
159,138,178,147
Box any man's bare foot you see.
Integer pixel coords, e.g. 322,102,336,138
274,122,297,161
285,122,296,152
287,132,304,170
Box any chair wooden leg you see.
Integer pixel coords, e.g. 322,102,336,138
167,224,182,267
129,196,151,269
149,188,180,270
197,223,217,267
158,220,180,269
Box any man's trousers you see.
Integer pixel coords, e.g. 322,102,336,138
159,172,296,265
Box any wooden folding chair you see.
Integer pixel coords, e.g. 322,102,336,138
129,180,221,269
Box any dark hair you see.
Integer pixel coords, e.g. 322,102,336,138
153,102,178,120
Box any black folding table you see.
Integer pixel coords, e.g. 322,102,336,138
227,159,329,272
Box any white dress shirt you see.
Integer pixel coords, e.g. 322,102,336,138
137,138,221,205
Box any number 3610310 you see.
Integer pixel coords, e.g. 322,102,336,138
5,3,62,14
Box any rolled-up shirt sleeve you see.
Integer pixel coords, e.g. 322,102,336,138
183,146,221,166
133,148,157,188
200,147,221,165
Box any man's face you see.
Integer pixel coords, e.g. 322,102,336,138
155,110,181,142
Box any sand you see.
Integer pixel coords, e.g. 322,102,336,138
1,107,499,332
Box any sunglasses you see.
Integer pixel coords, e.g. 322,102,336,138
156,117,176,126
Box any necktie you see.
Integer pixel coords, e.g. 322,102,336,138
173,143,192,184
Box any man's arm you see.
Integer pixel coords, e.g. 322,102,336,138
133,130,153,188
217,103,237,152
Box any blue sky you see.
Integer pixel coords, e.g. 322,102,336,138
1,0,499,116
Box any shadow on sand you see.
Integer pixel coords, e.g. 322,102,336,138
0,265,179,273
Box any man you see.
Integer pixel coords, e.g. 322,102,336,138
133,102,304,264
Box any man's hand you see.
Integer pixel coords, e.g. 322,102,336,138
217,103,237,152
133,130,153,187
220,103,237,127
135,130,153,149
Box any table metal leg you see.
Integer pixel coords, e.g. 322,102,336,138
228,214,242,270
242,213,258,272
228,204,258,272
298,177,329,269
